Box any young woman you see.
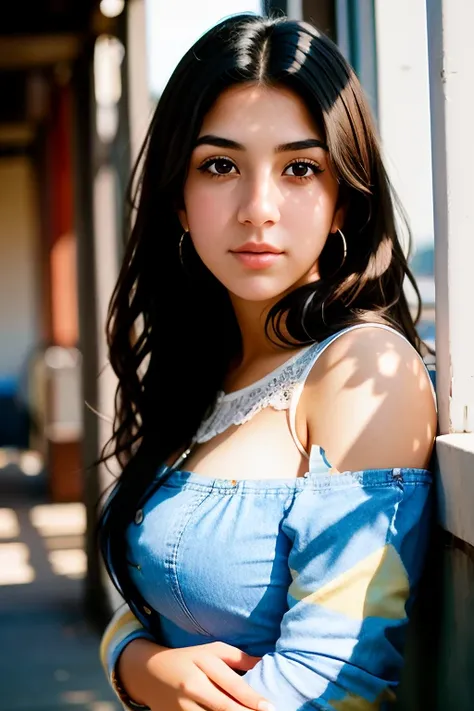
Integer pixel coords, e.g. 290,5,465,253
98,13,437,711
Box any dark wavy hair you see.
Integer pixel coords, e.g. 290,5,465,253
98,13,424,607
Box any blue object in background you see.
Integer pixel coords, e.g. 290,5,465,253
418,320,436,346
0,376,29,449
0,376,17,398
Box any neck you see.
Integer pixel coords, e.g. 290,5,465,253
229,293,294,367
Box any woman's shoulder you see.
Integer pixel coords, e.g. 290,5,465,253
300,325,437,473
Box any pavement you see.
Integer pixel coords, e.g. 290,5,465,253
0,451,121,711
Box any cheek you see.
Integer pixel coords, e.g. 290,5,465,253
184,179,231,234
281,185,336,249
183,183,229,267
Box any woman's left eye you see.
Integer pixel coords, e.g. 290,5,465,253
284,161,323,179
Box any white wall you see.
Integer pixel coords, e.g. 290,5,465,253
375,0,434,250
0,157,39,379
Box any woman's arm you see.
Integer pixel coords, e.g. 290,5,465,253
100,605,273,711
100,605,156,709
240,328,436,709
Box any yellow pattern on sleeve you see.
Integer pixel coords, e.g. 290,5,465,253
289,544,409,620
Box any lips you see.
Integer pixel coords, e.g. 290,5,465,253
232,242,283,255
230,243,284,270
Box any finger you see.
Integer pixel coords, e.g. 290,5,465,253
176,666,229,710
180,669,242,711
190,677,264,711
226,655,261,672
211,643,262,672
195,655,272,711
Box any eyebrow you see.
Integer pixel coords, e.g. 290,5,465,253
194,135,329,152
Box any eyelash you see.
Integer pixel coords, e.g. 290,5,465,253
197,157,324,181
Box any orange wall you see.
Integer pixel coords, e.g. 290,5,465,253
48,85,78,348
0,156,39,378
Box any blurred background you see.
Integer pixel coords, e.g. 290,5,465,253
0,1,434,709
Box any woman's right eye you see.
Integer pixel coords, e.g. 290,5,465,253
199,158,238,176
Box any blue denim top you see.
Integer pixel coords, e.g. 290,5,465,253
104,325,436,711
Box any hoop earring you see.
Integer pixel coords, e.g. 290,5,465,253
321,228,347,325
321,298,328,327
179,230,189,269
336,228,347,269
301,230,347,338
301,291,317,342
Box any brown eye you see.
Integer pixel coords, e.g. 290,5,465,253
292,163,311,177
284,161,323,178
205,158,237,175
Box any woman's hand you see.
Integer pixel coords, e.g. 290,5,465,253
118,638,274,711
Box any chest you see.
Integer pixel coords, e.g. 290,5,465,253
180,406,308,480
126,479,294,650
169,343,319,481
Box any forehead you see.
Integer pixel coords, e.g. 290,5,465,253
198,83,323,143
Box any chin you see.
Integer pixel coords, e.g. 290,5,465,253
226,276,297,303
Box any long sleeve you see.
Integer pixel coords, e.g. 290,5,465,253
100,604,155,710
242,467,432,710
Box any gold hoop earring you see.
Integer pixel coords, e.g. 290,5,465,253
336,228,347,268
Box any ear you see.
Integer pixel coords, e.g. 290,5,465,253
330,204,347,234
177,208,189,233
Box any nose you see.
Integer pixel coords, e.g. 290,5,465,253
237,171,281,227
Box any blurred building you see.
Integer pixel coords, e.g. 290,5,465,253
0,2,132,504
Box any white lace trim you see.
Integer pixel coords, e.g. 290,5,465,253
194,343,320,443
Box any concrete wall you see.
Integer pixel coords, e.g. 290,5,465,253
0,156,39,380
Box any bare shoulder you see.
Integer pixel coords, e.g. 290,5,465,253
300,326,437,472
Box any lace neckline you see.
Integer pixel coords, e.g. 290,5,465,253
219,344,314,401
194,342,320,444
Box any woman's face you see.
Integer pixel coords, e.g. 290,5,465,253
180,83,343,303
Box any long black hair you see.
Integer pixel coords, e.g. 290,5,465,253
98,14,424,605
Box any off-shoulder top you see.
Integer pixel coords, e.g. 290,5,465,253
100,323,437,711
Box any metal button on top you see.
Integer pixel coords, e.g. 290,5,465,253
230,480,237,486
134,509,144,525
143,605,152,615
